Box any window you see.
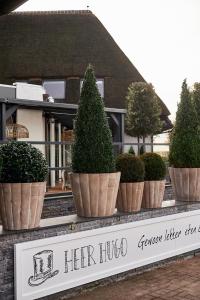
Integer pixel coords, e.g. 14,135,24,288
96,79,104,98
43,80,65,99
80,79,104,98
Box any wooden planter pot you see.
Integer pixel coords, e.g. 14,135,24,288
70,172,120,217
142,180,165,208
0,182,46,230
169,167,200,201
117,182,144,213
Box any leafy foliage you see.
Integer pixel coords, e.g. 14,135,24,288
0,142,48,183
128,146,135,155
125,82,162,138
116,153,144,182
141,152,166,181
72,64,115,173
169,80,200,167
192,82,200,124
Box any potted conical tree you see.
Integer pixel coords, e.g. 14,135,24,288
116,154,144,212
70,65,120,217
169,80,200,201
141,153,166,208
0,142,48,230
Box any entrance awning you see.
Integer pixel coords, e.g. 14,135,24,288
0,97,126,139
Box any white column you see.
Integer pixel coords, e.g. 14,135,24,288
62,127,66,168
58,123,62,180
50,118,55,187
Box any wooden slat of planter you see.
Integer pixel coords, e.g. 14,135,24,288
71,173,120,217
169,168,200,202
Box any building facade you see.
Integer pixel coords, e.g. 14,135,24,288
0,10,172,190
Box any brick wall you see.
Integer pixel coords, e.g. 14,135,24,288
42,196,75,218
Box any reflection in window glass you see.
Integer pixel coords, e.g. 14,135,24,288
43,80,65,99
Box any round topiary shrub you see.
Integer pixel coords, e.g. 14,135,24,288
116,153,144,183
141,152,166,181
0,141,48,183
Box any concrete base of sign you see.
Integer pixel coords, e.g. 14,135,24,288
0,200,199,300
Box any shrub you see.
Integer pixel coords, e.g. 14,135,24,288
192,82,200,124
72,64,115,173
116,153,144,182
169,80,200,167
0,141,48,183
128,146,135,155
139,145,145,155
141,152,166,181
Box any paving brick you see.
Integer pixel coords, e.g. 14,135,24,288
68,257,200,300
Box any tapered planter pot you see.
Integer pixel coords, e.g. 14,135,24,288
117,182,144,212
142,180,165,208
169,167,200,201
70,172,120,217
0,182,46,230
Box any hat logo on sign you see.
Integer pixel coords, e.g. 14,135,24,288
28,250,59,287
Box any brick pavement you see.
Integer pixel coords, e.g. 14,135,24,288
69,256,200,300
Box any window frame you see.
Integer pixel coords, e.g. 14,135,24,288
42,79,66,100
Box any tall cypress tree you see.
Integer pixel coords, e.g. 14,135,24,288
169,79,200,167
72,64,115,173
192,82,200,124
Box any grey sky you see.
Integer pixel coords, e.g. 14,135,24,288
17,0,200,120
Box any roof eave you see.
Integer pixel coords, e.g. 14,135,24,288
0,0,27,16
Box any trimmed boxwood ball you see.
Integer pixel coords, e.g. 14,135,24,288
116,153,144,183
0,141,48,183
141,152,166,181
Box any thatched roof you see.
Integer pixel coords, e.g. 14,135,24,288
0,0,27,15
0,10,171,122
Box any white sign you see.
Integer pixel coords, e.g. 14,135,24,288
15,210,200,300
